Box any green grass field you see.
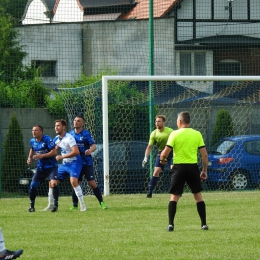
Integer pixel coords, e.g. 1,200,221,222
1,191,260,260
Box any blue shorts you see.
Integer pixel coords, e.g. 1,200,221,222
32,167,58,183
57,161,82,180
155,153,173,169
79,164,95,182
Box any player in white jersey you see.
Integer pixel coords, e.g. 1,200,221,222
44,119,86,212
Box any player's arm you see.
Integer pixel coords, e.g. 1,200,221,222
159,145,172,165
142,144,153,167
27,148,34,165
56,145,80,161
33,148,57,160
199,146,208,180
85,143,97,156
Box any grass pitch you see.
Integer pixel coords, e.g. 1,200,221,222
1,191,260,259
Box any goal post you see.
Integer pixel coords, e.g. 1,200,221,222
102,75,260,195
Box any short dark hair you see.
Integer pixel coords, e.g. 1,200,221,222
75,115,85,121
33,125,43,132
155,115,166,122
178,111,190,124
55,119,67,127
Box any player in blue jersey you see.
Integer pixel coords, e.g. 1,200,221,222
44,119,86,212
69,116,107,210
27,125,58,212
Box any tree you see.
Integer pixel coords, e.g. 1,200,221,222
1,0,28,22
0,13,27,83
210,109,234,147
1,112,27,192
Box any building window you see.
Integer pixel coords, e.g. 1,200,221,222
32,60,56,77
180,52,206,75
218,59,241,76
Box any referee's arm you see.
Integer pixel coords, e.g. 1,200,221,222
199,146,208,180
160,145,172,164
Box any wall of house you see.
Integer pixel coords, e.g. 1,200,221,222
18,18,175,89
214,48,260,75
82,18,175,76
18,23,83,88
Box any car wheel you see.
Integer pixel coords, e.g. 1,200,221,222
228,171,250,190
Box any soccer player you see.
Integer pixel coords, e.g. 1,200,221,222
142,115,174,198
160,111,208,231
44,119,86,212
69,116,107,210
27,125,58,212
0,227,23,259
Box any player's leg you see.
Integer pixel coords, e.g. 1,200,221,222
147,155,163,198
187,165,208,230
69,163,86,211
44,181,54,210
84,165,107,209
70,171,83,210
167,165,185,231
45,166,63,212
0,227,23,259
28,169,47,212
49,167,59,211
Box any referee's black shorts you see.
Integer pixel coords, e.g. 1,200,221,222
169,164,203,195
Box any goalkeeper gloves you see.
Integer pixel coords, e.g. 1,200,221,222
142,156,148,168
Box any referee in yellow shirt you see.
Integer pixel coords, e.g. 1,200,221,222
160,111,208,231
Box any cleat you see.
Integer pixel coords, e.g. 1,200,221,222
146,194,152,198
51,206,58,212
43,205,54,211
167,225,174,232
0,249,23,259
201,225,209,230
28,207,35,212
70,206,78,211
100,202,107,209
80,204,87,212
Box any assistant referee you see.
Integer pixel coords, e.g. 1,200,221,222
160,111,208,231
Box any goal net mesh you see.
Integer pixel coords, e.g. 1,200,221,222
57,78,260,195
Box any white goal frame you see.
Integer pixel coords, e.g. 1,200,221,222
102,75,260,196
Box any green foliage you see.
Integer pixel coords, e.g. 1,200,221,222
1,0,28,22
45,90,67,118
0,14,27,83
0,78,50,108
46,69,117,117
210,109,235,147
1,113,27,192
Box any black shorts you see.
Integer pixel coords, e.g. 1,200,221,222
32,166,58,183
169,164,202,195
78,164,95,182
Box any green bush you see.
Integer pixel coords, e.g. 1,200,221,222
1,113,27,192
210,109,234,147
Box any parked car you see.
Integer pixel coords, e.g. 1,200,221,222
207,135,260,190
93,141,171,194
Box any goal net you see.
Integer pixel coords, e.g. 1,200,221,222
56,75,260,195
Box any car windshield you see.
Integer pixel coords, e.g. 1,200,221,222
208,140,236,155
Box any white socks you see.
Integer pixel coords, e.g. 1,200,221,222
74,186,85,205
0,228,6,254
48,188,54,206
